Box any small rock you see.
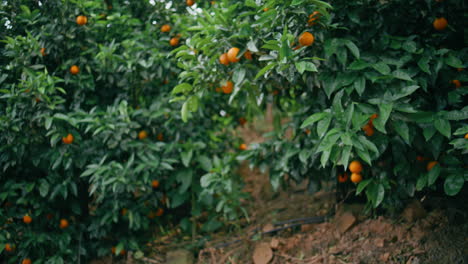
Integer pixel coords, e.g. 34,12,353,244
401,200,426,222
165,249,194,264
262,223,274,233
300,223,316,232
335,212,356,233
253,242,273,264
375,238,385,248
270,238,279,249
380,252,390,262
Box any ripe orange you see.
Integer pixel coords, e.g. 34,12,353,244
138,130,148,140
308,11,321,26
120,249,126,256
304,129,311,135
147,211,156,219
59,219,69,229
62,133,74,144
40,48,46,56
215,87,222,93
170,37,180,46
349,160,363,173
272,90,279,96
155,208,164,217
152,180,160,189
227,47,240,63
70,65,80,75
457,68,464,72
350,173,362,183
239,117,247,126
5,243,13,252
161,24,171,32
121,208,127,216
219,53,230,65
46,213,53,220
362,124,375,137
244,50,253,60
239,143,248,150
157,133,164,141
23,215,32,224
465,133,468,139
338,173,348,183
299,32,314,46
22,259,32,264
452,80,461,88
186,0,195,6
427,161,438,171
416,156,426,162
370,113,378,121
111,246,116,254
76,15,88,26
433,17,448,31
263,7,269,12
222,81,234,94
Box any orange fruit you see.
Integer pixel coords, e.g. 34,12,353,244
304,129,311,135
244,50,253,60
70,65,80,75
263,7,269,12
239,117,247,126
427,161,438,171
308,11,321,26
349,160,363,173
416,156,426,162
62,133,74,144
23,215,32,224
147,211,156,219
59,219,69,229
5,243,13,252
170,37,180,46
40,48,46,56
452,80,461,88
465,133,468,139
433,17,448,31
227,47,240,63
219,53,230,65
215,87,222,93
338,173,349,183
157,133,164,141
272,90,279,96
350,173,362,183
121,208,127,216
111,246,116,254
76,15,88,26
161,24,171,32
370,113,378,121
155,208,164,217
152,180,160,189
222,81,234,94
186,0,195,6
120,249,126,256
457,68,464,72
362,124,374,137
298,32,314,46
46,213,53,220
138,130,148,140
239,143,248,150
22,259,32,264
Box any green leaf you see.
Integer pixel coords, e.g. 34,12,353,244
354,76,366,96
427,164,440,185
295,61,318,74
291,0,305,5
373,103,393,133
176,170,192,194
233,68,246,84
343,40,360,59
372,62,391,75
39,180,50,198
181,150,193,167
444,174,464,196
255,62,277,80
434,118,451,138
247,40,259,52
317,116,332,138
416,174,427,191
417,57,430,74
300,112,327,128
393,121,410,144
392,70,413,81
348,60,369,70
172,83,192,94
445,55,463,68
197,156,212,172
356,179,371,195
181,101,189,122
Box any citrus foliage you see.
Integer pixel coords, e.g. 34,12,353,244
172,0,467,209
1,1,245,262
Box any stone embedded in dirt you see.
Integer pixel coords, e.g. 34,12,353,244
401,200,427,222
380,252,390,262
335,212,356,233
375,238,385,248
253,242,273,264
262,223,274,233
165,249,194,264
300,223,316,232
270,238,279,249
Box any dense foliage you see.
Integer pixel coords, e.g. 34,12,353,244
1,0,467,262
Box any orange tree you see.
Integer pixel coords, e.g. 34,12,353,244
172,0,467,210
0,0,245,262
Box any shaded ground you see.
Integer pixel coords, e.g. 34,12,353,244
95,114,468,264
